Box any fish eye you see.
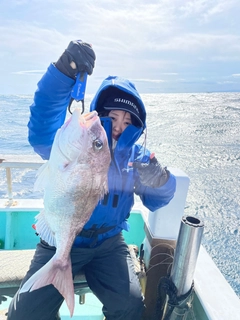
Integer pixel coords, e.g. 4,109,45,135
93,138,103,151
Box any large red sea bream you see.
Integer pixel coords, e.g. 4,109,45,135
19,109,111,316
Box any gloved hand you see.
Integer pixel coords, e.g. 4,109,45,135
55,40,96,79
130,153,169,188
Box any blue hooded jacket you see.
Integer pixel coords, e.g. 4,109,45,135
28,63,176,247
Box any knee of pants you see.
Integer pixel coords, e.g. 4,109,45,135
7,288,63,320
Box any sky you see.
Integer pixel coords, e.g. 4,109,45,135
0,0,240,94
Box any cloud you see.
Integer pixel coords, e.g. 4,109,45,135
132,78,166,83
12,70,45,75
0,0,240,93
217,81,235,84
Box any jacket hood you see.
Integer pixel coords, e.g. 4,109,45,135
90,76,146,130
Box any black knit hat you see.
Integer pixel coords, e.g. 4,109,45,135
102,92,144,127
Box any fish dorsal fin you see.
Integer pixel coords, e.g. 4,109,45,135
35,211,56,247
34,162,50,191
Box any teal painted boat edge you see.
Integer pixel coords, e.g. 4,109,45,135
0,200,145,250
0,199,43,250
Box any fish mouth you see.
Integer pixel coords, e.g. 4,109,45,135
80,111,99,128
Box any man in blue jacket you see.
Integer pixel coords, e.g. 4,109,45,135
7,40,176,320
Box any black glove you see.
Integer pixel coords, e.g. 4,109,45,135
131,154,169,188
55,40,96,79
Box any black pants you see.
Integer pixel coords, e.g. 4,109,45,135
7,233,144,320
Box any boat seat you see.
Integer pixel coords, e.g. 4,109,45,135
0,249,89,305
0,245,141,305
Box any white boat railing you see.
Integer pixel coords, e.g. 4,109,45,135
0,155,44,202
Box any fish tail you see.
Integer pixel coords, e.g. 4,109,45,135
19,256,75,316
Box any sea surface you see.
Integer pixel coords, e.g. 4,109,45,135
0,92,240,297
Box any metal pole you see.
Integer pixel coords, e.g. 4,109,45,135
170,215,204,296
161,215,204,320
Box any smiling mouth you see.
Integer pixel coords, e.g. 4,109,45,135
112,134,120,140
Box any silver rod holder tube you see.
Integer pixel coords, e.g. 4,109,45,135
170,215,204,296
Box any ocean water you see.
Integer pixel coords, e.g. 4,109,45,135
0,92,240,297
